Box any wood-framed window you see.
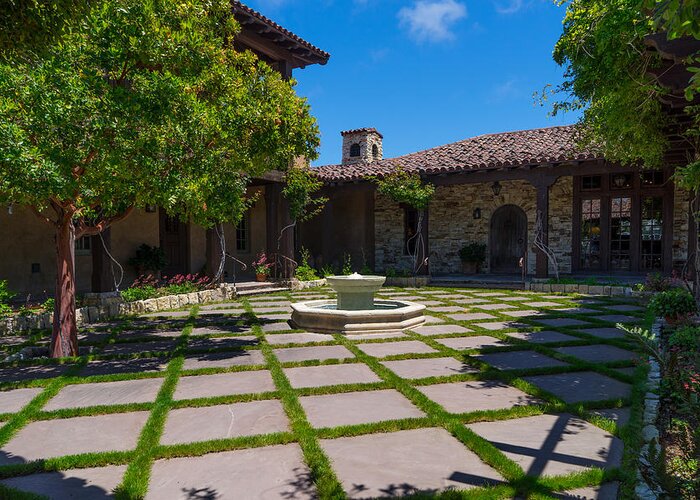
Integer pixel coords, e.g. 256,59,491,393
75,236,92,256
236,211,250,253
349,143,361,157
573,169,673,273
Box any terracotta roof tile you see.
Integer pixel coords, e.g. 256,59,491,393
314,125,601,182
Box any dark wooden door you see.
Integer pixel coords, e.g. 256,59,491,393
159,210,188,276
490,205,527,273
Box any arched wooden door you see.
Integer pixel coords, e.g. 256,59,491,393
490,205,527,273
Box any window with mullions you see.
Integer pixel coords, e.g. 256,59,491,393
641,196,663,270
581,176,601,191
349,143,361,157
236,212,250,252
641,170,664,186
404,208,419,255
580,198,602,269
610,197,632,270
75,236,92,256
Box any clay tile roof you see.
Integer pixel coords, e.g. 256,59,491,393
314,125,601,182
231,1,330,63
340,127,383,138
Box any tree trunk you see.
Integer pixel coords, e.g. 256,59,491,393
51,217,78,358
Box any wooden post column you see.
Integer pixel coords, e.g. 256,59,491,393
532,177,557,279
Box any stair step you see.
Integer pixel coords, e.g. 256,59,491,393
430,281,526,290
236,286,289,297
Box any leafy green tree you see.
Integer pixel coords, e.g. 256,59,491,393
0,0,319,357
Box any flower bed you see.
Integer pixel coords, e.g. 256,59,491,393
120,273,211,302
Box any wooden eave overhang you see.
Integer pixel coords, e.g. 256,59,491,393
232,1,330,69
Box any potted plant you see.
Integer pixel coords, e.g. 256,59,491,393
649,288,697,326
128,244,166,278
459,242,487,274
252,252,273,282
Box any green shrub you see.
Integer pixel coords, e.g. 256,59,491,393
319,264,335,278
128,244,166,274
295,247,319,282
0,280,14,318
121,286,158,303
341,253,353,275
649,289,697,321
161,283,199,295
459,242,486,263
669,326,700,350
42,297,55,312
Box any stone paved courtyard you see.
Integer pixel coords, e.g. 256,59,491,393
0,286,646,499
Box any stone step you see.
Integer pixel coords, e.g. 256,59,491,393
235,283,289,297
430,280,526,290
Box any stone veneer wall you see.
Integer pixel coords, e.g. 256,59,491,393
374,178,575,276
548,177,574,274
341,131,383,165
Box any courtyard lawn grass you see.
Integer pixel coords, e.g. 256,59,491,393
0,285,649,499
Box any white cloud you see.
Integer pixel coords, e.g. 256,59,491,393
494,0,524,14
398,0,467,43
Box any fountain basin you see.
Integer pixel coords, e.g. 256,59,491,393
290,299,426,335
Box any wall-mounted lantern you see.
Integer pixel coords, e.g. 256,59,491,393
145,205,158,213
472,208,481,220
491,181,502,196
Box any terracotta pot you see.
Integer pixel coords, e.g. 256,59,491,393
461,261,479,274
255,273,268,282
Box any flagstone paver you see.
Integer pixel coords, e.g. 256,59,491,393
410,324,472,336
0,387,42,414
554,482,620,500
284,363,381,389
273,345,354,363
300,389,425,428
522,301,562,308
475,321,527,331
536,318,592,328
147,444,315,500
435,335,508,350
356,340,437,357
592,408,631,426
447,312,497,321
523,372,631,403
345,332,407,341
418,381,540,413
261,322,294,333
467,413,623,477
79,357,168,377
473,303,517,311
604,304,643,312
506,330,578,344
181,350,266,370
320,428,503,498
160,400,289,445
0,412,149,464
173,371,275,400
428,306,466,313
597,314,641,324
265,332,334,345
476,351,569,371
101,340,177,356
423,315,446,324
1,465,127,500
382,357,478,379
554,345,638,363
44,378,164,410
579,327,626,339
186,336,259,351
502,309,543,318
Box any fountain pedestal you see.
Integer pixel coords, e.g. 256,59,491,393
290,273,425,335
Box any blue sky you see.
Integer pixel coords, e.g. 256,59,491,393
245,0,580,166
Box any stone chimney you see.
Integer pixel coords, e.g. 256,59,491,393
341,128,383,165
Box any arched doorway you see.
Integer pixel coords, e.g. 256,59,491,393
490,205,527,273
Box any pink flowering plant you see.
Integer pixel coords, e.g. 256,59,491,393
252,252,273,276
121,273,211,302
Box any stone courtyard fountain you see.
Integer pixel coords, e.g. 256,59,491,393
290,273,426,334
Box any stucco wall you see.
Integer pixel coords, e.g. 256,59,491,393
374,178,575,276
110,209,160,285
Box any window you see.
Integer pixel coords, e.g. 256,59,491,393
641,196,663,270
580,199,602,269
610,197,632,270
75,236,92,256
372,144,379,160
581,175,601,191
404,208,419,255
236,212,250,252
349,143,361,157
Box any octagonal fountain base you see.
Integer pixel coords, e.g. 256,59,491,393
290,299,426,335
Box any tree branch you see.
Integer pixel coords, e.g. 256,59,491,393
28,205,57,226
76,206,134,238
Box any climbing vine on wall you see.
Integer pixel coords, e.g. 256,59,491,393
373,167,434,209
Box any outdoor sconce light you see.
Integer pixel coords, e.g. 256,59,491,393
612,174,627,188
145,205,157,213
491,181,502,196
7,203,13,215
472,208,481,219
